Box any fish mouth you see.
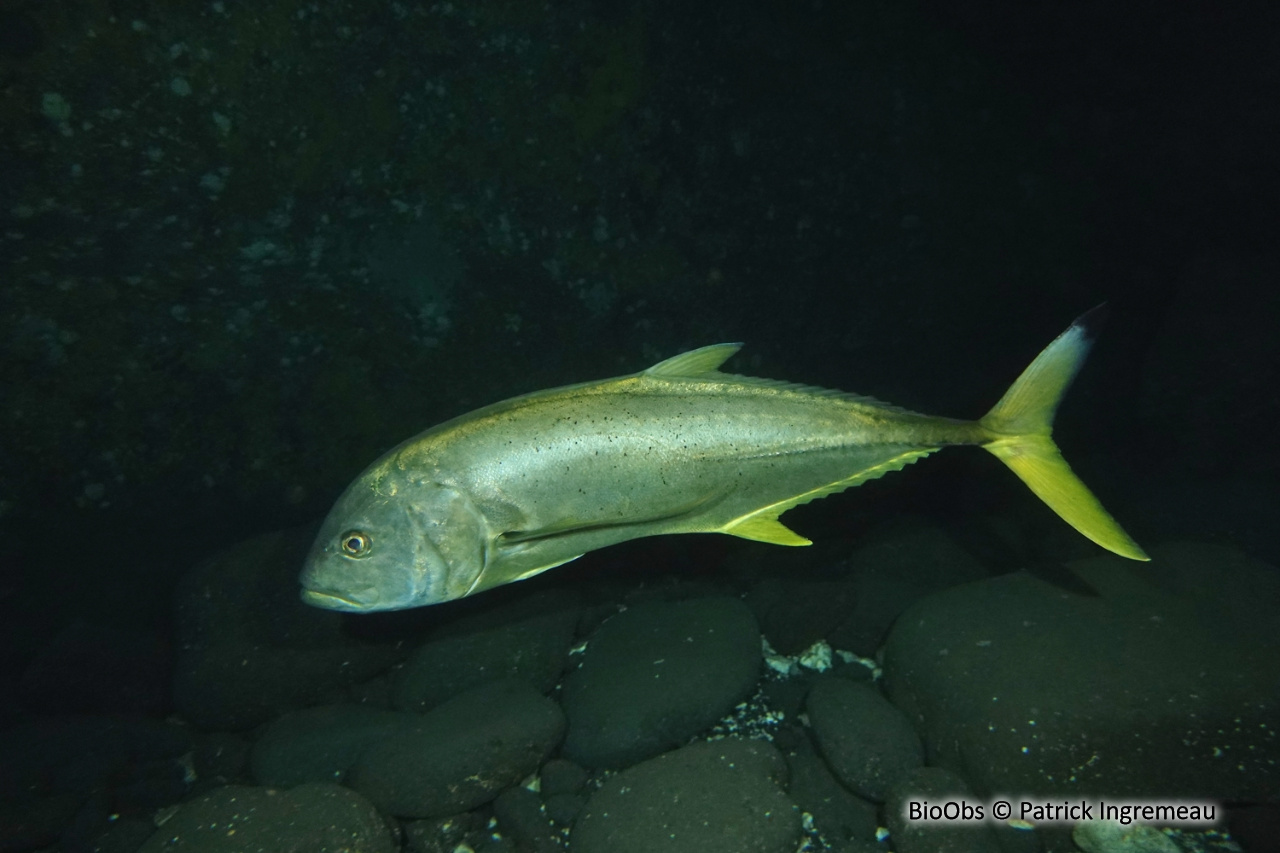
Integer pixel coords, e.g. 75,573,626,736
300,586,378,611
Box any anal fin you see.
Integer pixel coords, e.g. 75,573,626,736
719,448,938,548
723,515,812,546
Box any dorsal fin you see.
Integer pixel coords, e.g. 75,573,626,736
645,343,743,377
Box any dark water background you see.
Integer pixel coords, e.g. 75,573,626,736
1,0,1277,848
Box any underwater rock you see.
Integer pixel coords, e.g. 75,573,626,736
746,575,860,657
1226,803,1280,852
0,790,81,852
348,678,565,818
572,738,801,853
539,757,589,796
538,757,592,825
883,766,1003,853
736,540,858,655
402,812,488,853
0,715,191,852
250,703,410,788
561,596,761,768
171,525,403,730
544,791,587,826
492,786,560,853
392,589,581,713
189,731,251,791
805,676,924,802
827,523,990,657
0,715,191,801
883,541,1280,802
1072,819,1180,853
137,782,396,853
780,732,882,853
85,815,157,853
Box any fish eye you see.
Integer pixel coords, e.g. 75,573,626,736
339,530,372,558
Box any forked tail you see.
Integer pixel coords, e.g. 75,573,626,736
979,306,1149,561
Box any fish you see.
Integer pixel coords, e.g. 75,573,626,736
300,307,1148,612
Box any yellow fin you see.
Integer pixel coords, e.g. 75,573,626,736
510,555,581,582
723,515,812,546
985,434,1148,560
645,343,743,377
468,555,583,596
981,307,1149,561
722,448,935,546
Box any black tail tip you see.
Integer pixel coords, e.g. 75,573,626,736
1074,303,1110,342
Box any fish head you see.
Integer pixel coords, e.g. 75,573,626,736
300,466,488,612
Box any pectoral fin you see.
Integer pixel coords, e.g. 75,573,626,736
499,489,730,545
499,520,595,544
509,555,581,582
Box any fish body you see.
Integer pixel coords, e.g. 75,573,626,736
301,308,1147,612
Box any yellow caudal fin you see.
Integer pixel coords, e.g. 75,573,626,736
979,306,1150,561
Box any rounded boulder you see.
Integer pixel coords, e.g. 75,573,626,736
138,783,395,853
805,676,923,802
349,678,565,818
561,596,761,768
572,738,800,853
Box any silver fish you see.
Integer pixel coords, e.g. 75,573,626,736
301,308,1146,612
